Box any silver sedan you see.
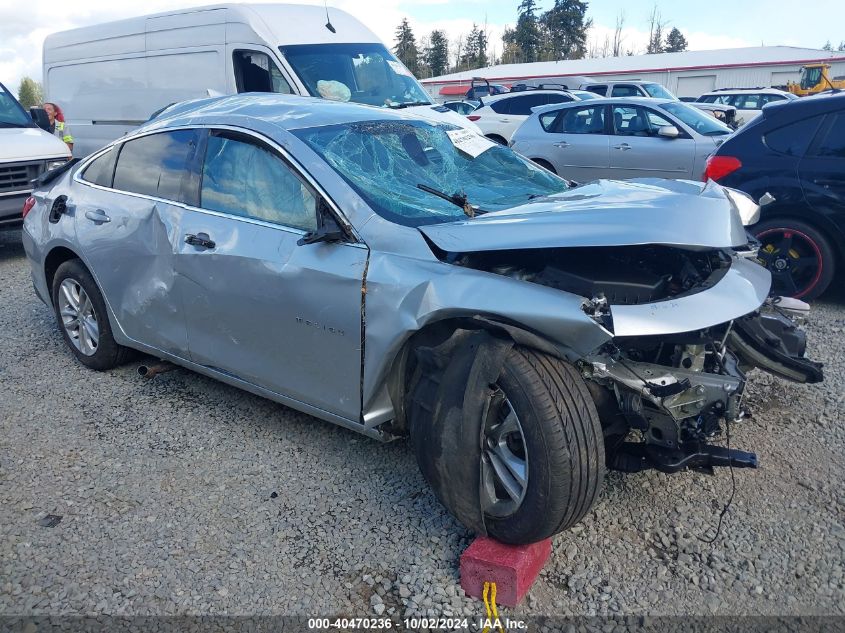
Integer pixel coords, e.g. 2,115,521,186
22,95,820,544
510,97,733,181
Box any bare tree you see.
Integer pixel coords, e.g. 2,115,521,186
645,4,668,54
452,34,465,72
612,11,626,57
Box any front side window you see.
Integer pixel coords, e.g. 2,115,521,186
585,85,608,96
555,105,606,134
280,42,430,108
642,83,675,99
294,120,568,227
113,129,200,202
233,50,292,94
81,147,117,188
201,133,316,231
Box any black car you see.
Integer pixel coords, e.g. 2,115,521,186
704,92,845,300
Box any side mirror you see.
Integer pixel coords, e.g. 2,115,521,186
297,201,348,246
657,125,680,139
30,107,50,131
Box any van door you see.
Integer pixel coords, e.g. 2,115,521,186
226,45,298,95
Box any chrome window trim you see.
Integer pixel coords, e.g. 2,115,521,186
73,123,363,243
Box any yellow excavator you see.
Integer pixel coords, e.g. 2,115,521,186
788,64,845,96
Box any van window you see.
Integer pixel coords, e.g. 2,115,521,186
201,133,317,231
81,147,117,188
233,51,292,94
585,85,608,96
280,42,431,108
113,130,200,203
611,85,641,97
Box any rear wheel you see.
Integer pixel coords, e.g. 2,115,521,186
531,158,557,174
411,345,605,544
753,218,835,300
51,259,132,370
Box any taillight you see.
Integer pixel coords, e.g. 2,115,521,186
467,115,481,121
703,155,742,182
21,196,36,219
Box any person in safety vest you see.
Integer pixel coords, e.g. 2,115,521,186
43,102,73,151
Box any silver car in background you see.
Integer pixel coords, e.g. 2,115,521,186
510,97,733,181
22,95,820,545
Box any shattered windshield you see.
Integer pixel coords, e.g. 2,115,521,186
294,120,569,227
280,43,432,108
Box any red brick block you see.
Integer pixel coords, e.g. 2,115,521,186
459,536,552,607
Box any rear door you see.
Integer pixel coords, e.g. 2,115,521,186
496,94,552,141
542,104,610,180
799,111,845,233
608,105,696,179
175,128,368,420
74,130,199,356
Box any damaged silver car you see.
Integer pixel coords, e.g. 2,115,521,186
22,95,823,545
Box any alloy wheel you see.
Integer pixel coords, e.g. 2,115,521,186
58,278,99,356
481,386,529,518
755,228,823,299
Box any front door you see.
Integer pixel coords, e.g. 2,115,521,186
608,105,696,179
176,129,367,421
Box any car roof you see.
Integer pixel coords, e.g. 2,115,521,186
138,93,434,133
480,89,574,104
584,80,660,85
702,87,792,95
526,96,680,115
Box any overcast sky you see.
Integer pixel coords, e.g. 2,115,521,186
2,0,843,97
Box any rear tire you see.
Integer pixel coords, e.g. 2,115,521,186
51,259,132,370
410,345,605,544
753,218,835,301
531,158,557,174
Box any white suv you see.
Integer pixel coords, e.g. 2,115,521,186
695,88,797,126
467,90,580,144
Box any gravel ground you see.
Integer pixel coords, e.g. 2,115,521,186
1,228,844,620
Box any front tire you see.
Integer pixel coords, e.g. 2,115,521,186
52,259,132,370
411,345,605,544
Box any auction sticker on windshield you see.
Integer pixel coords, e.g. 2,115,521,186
446,129,497,158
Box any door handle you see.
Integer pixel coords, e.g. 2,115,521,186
554,141,571,148
613,143,632,151
498,118,511,122
185,233,216,249
84,209,110,223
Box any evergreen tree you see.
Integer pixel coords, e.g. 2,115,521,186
822,40,833,51
424,30,449,77
460,24,489,70
839,41,845,51
393,18,419,76
664,27,688,53
540,0,591,60
514,0,542,63
17,77,43,110
646,5,666,54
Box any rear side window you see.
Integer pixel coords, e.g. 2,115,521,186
734,94,763,110
813,113,845,158
113,130,200,202
508,94,551,116
546,93,574,105
555,105,606,134
764,115,824,156
489,99,510,114
81,147,117,188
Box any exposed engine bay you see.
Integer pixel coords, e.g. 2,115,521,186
449,244,823,474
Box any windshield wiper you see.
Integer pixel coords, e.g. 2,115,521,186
416,183,485,218
387,101,433,109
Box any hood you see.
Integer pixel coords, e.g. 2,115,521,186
418,178,748,254
0,127,70,162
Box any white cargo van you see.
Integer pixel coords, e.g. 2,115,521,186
0,82,71,228
44,3,476,156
